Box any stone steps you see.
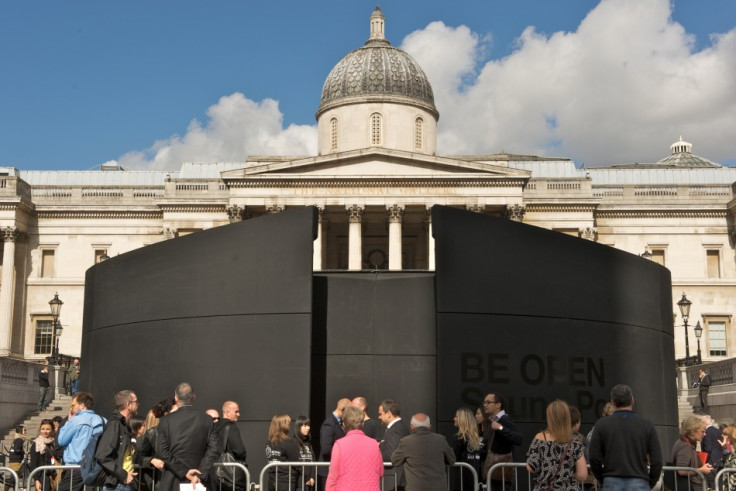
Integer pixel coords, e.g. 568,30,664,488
1,395,73,452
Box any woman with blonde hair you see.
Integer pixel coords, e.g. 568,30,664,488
452,407,484,490
719,425,736,490
265,414,301,491
670,415,714,489
526,400,587,490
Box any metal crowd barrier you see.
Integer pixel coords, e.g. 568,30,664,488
210,462,251,491
27,464,80,491
0,466,20,491
483,463,707,491
259,461,477,491
714,467,736,491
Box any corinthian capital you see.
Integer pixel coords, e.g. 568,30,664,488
386,204,405,223
1,227,21,242
226,205,247,223
579,227,598,241
266,204,285,214
346,204,365,223
505,204,526,222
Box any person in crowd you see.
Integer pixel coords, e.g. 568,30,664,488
50,416,66,465
590,384,662,490
291,415,315,491
205,409,220,424
482,392,522,488
697,369,712,414
136,398,176,491
475,407,488,437
326,406,383,491
352,396,383,441
569,406,595,490
95,390,140,491
671,414,714,489
526,400,587,491
8,425,27,472
265,413,300,491
156,383,219,491
720,425,736,490
29,419,55,491
391,413,455,491
38,363,50,411
211,400,247,490
452,407,484,490
317,398,351,489
57,391,105,491
67,358,80,395
702,414,725,488
129,415,146,446
379,399,411,491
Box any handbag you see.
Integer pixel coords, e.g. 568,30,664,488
214,424,246,488
483,427,514,482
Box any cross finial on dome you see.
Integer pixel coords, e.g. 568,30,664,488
368,6,389,45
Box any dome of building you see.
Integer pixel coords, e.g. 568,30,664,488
656,136,721,168
316,7,438,120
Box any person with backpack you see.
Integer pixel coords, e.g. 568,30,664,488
210,401,247,490
94,390,140,491
57,392,105,491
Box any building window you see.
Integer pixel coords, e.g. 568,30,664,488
651,249,665,266
706,319,727,357
415,117,423,150
707,250,721,278
95,249,108,264
34,320,53,355
370,113,382,146
330,118,338,151
41,249,55,278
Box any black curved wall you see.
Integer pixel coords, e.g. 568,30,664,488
81,204,676,474
432,205,677,452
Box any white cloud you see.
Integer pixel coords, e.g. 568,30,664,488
118,93,317,170
402,0,736,165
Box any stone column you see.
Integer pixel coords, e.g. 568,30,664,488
386,204,404,270
346,205,364,270
0,227,20,356
425,207,435,270
313,207,325,270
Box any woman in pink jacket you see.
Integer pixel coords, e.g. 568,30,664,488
326,406,384,491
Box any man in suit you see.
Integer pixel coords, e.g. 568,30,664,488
379,399,411,491
391,413,455,491
156,382,219,491
317,397,352,489
483,392,522,488
698,369,712,413
701,414,724,488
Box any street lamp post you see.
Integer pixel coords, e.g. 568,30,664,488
48,293,63,365
694,321,703,365
677,293,692,364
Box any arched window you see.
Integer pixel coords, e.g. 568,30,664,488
330,118,338,151
415,117,423,150
370,113,382,146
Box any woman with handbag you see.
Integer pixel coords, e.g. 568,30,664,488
526,400,587,490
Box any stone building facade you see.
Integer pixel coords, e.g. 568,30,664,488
2,7,735,365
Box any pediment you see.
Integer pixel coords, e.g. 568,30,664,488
220,148,530,181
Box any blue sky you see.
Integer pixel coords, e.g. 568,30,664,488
1,0,735,170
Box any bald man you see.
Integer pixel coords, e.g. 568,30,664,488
352,396,383,441
317,397,352,489
391,413,455,491
210,401,246,489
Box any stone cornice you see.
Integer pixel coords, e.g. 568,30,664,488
157,204,227,213
596,209,727,219
525,204,598,213
227,178,527,189
36,210,164,219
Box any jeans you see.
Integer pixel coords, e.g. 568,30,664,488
602,477,650,490
38,386,49,410
70,379,79,395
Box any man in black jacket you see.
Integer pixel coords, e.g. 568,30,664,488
698,369,712,413
95,390,140,491
379,399,411,491
156,383,219,491
317,397,351,489
589,384,662,490
210,400,247,489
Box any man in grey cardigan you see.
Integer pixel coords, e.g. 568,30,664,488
391,413,456,491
